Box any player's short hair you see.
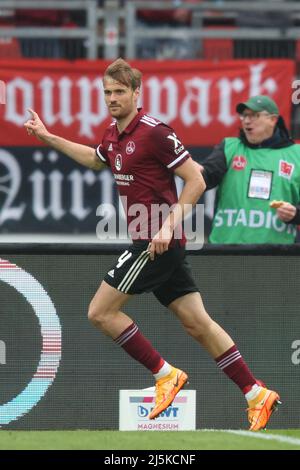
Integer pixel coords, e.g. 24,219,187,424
103,58,142,90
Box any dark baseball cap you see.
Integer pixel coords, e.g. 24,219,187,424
236,95,279,115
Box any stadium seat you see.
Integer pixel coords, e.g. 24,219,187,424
295,39,300,65
0,37,21,58
202,26,234,60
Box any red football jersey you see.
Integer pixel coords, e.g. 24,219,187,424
96,109,191,245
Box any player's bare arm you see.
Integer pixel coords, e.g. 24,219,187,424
24,108,105,171
194,160,204,173
149,158,205,259
170,157,206,224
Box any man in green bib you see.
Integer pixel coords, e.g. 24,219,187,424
201,95,300,243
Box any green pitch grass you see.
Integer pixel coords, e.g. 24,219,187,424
0,430,300,450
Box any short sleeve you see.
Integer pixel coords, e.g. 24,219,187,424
96,143,110,167
150,124,191,171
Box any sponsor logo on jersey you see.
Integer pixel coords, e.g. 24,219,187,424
175,145,184,155
232,155,247,171
279,160,294,179
113,174,134,186
126,141,135,155
115,154,122,171
167,132,182,150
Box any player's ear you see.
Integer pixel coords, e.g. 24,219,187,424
134,87,140,99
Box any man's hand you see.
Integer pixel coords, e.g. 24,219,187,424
24,108,49,141
276,202,297,222
148,224,174,261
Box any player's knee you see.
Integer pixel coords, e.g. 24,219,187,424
87,304,98,326
185,324,203,339
184,316,213,339
88,302,107,328
195,320,220,342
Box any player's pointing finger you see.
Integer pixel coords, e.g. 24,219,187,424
28,108,38,119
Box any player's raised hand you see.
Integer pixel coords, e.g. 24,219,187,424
24,108,49,141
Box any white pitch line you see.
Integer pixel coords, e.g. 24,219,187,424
225,430,300,446
205,429,300,447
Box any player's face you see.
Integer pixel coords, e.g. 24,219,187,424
103,77,139,120
240,110,278,144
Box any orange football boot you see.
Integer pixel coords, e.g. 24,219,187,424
149,366,188,420
247,387,281,431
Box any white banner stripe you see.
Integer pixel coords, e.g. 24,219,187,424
118,251,149,291
123,255,150,293
0,80,5,104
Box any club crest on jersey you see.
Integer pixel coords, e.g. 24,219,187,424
126,141,135,155
232,155,247,171
115,154,122,171
279,159,294,179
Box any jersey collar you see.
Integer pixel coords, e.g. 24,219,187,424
111,108,143,141
123,108,144,134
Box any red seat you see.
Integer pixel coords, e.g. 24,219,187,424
295,39,300,63
0,37,21,58
202,26,234,60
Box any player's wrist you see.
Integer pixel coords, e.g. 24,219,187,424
36,129,49,141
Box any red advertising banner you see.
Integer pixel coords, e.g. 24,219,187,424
0,59,295,147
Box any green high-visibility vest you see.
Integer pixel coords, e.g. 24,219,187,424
209,137,300,244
